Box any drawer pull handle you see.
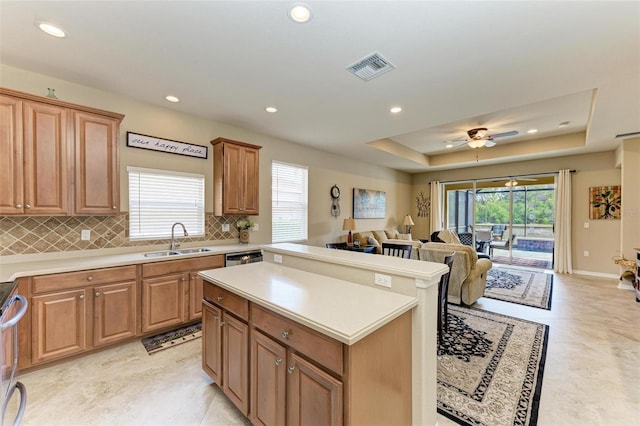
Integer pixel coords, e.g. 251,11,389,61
219,321,226,327
112,206,117,210
217,296,224,302
281,330,290,339
79,294,84,300
25,204,31,209
275,358,282,366
87,276,93,282
213,315,219,321
15,204,22,209
287,366,295,374
95,292,100,297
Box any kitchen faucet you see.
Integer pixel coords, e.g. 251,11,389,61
170,222,188,250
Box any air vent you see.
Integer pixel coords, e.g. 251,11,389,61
346,52,396,81
615,131,640,138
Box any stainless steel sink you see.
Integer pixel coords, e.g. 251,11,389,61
178,248,213,254
143,250,182,258
143,247,212,257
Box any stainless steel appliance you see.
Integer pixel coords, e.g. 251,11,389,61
1,285,27,426
225,250,263,266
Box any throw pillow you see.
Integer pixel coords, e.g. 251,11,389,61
367,236,379,247
385,229,400,239
398,233,412,241
372,230,388,245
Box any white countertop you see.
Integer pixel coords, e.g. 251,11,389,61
263,243,449,282
199,262,418,345
0,243,262,282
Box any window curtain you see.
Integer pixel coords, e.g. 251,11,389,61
429,181,443,234
554,170,572,273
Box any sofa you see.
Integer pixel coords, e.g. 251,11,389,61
338,229,422,259
419,240,492,305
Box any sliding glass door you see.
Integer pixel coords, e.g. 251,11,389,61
443,175,555,268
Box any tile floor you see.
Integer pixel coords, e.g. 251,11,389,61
5,270,640,425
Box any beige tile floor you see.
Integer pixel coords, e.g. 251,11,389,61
6,270,640,426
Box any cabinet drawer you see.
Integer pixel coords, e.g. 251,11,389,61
143,255,224,277
203,281,249,321
33,265,136,294
251,304,343,376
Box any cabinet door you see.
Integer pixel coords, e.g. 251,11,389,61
22,101,69,215
93,280,137,347
1,289,18,377
31,288,87,364
0,95,24,215
222,143,243,214
202,301,222,384
241,146,260,215
250,330,287,426
222,312,249,416
188,272,204,321
141,274,185,333
287,352,343,426
73,111,119,215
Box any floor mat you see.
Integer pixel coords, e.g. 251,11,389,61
485,266,553,310
141,323,202,354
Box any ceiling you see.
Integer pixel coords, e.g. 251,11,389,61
1,1,639,173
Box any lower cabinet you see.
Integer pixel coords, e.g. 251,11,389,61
93,281,137,347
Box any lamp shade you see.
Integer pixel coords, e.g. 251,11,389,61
342,217,356,231
402,215,415,226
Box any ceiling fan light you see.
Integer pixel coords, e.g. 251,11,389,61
467,139,487,149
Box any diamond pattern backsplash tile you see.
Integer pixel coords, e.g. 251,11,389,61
0,213,239,256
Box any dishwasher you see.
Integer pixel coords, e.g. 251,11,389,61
225,250,263,266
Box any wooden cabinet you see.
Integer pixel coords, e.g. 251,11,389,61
30,265,136,364
202,281,250,416
0,88,124,216
211,137,261,216
73,111,120,215
1,287,19,378
250,329,287,426
141,255,224,333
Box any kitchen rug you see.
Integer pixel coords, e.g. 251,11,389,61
141,323,202,354
485,266,553,310
438,305,548,426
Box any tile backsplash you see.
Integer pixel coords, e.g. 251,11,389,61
0,213,239,256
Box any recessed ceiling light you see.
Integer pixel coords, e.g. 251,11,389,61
37,22,66,38
390,106,402,114
527,128,538,134
265,106,278,113
288,3,312,23
558,121,570,128
165,95,179,103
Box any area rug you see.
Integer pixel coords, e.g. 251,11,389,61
438,305,548,426
485,266,553,310
491,255,551,269
141,323,202,354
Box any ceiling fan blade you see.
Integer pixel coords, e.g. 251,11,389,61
484,140,496,148
489,130,519,139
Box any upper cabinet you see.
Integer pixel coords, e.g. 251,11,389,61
0,88,124,216
211,137,261,216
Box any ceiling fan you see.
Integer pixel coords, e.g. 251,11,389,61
447,127,519,149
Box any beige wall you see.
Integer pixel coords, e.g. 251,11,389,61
410,151,623,276
0,64,411,249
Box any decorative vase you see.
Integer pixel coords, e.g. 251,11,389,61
239,229,250,244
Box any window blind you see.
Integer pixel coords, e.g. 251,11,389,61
272,161,308,243
128,166,205,240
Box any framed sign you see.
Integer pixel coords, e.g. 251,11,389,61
126,132,208,159
353,188,386,219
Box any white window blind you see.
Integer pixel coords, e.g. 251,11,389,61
272,161,308,243
128,166,205,240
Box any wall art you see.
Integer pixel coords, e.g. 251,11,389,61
589,185,621,219
353,188,386,219
126,131,208,159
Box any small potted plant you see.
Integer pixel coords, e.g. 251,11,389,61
236,218,255,244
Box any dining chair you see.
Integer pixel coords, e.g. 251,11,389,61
438,253,456,347
381,243,412,259
326,242,348,249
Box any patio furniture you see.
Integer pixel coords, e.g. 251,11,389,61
489,234,517,256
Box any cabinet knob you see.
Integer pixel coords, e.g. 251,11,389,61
112,206,117,210
87,276,93,282
219,321,226,327
25,204,31,209
213,315,219,321
15,204,22,209
217,296,224,302
79,294,84,300
95,292,100,297
287,366,295,375
275,358,282,366
281,330,290,339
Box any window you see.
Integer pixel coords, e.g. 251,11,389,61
128,166,205,240
272,161,308,243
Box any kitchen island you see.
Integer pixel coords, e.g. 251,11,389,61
199,262,418,425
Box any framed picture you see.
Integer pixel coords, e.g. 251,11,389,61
589,186,621,219
126,131,208,159
353,188,386,219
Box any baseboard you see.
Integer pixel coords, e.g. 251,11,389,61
572,270,619,279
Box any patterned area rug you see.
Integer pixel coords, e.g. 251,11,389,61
491,255,552,269
438,306,548,426
141,323,202,354
485,267,553,310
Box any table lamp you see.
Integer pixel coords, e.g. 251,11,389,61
343,217,356,246
402,214,414,234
